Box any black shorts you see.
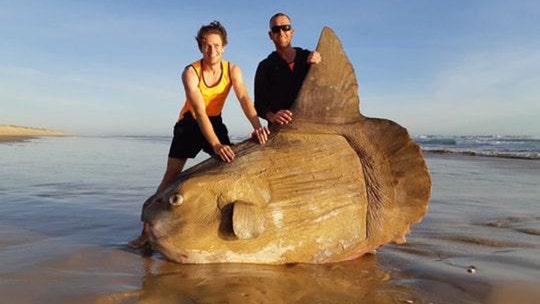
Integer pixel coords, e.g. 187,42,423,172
168,113,231,159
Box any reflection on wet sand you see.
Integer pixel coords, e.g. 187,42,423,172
98,255,422,304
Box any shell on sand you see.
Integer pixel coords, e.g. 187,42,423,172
142,27,431,264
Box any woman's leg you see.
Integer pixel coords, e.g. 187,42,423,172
128,157,187,249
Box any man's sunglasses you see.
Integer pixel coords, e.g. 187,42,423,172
270,24,292,34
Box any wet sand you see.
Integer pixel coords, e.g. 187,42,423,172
0,147,538,303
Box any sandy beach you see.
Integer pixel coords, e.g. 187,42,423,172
0,125,67,142
0,136,538,304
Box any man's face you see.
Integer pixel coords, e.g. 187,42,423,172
269,15,294,48
200,33,224,65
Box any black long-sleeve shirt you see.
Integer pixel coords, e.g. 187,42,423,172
254,48,311,120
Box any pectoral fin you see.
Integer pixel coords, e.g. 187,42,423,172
232,201,265,240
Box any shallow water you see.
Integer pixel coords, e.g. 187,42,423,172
1,136,539,303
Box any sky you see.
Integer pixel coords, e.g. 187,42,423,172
1,0,539,136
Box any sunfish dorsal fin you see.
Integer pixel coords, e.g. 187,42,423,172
291,27,361,124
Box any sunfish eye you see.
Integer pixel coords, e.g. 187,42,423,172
169,194,184,206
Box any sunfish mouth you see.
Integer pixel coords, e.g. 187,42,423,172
147,226,191,262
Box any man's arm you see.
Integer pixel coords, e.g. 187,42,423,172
182,67,234,162
266,50,320,124
254,61,293,125
254,62,271,120
230,64,269,144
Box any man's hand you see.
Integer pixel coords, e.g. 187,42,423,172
268,109,293,125
251,126,270,144
213,144,235,162
307,51,321,64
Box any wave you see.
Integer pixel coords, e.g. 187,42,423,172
423,148,540,160
415,135,540,160
414,137,457,145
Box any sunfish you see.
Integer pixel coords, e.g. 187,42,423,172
141,27,431,264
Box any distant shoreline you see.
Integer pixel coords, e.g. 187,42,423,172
0,125,67,142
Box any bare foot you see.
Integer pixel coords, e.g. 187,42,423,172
127,234,148,249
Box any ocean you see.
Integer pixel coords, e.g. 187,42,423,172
0,135,539,303
415,135,540,160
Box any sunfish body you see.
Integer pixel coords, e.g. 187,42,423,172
142,27,431,264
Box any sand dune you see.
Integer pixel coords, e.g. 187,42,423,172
0,124,67,141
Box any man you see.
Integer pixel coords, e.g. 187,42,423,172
129,21,269,249
254,13,322,125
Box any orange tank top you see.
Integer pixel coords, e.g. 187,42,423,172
178,60,232,121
